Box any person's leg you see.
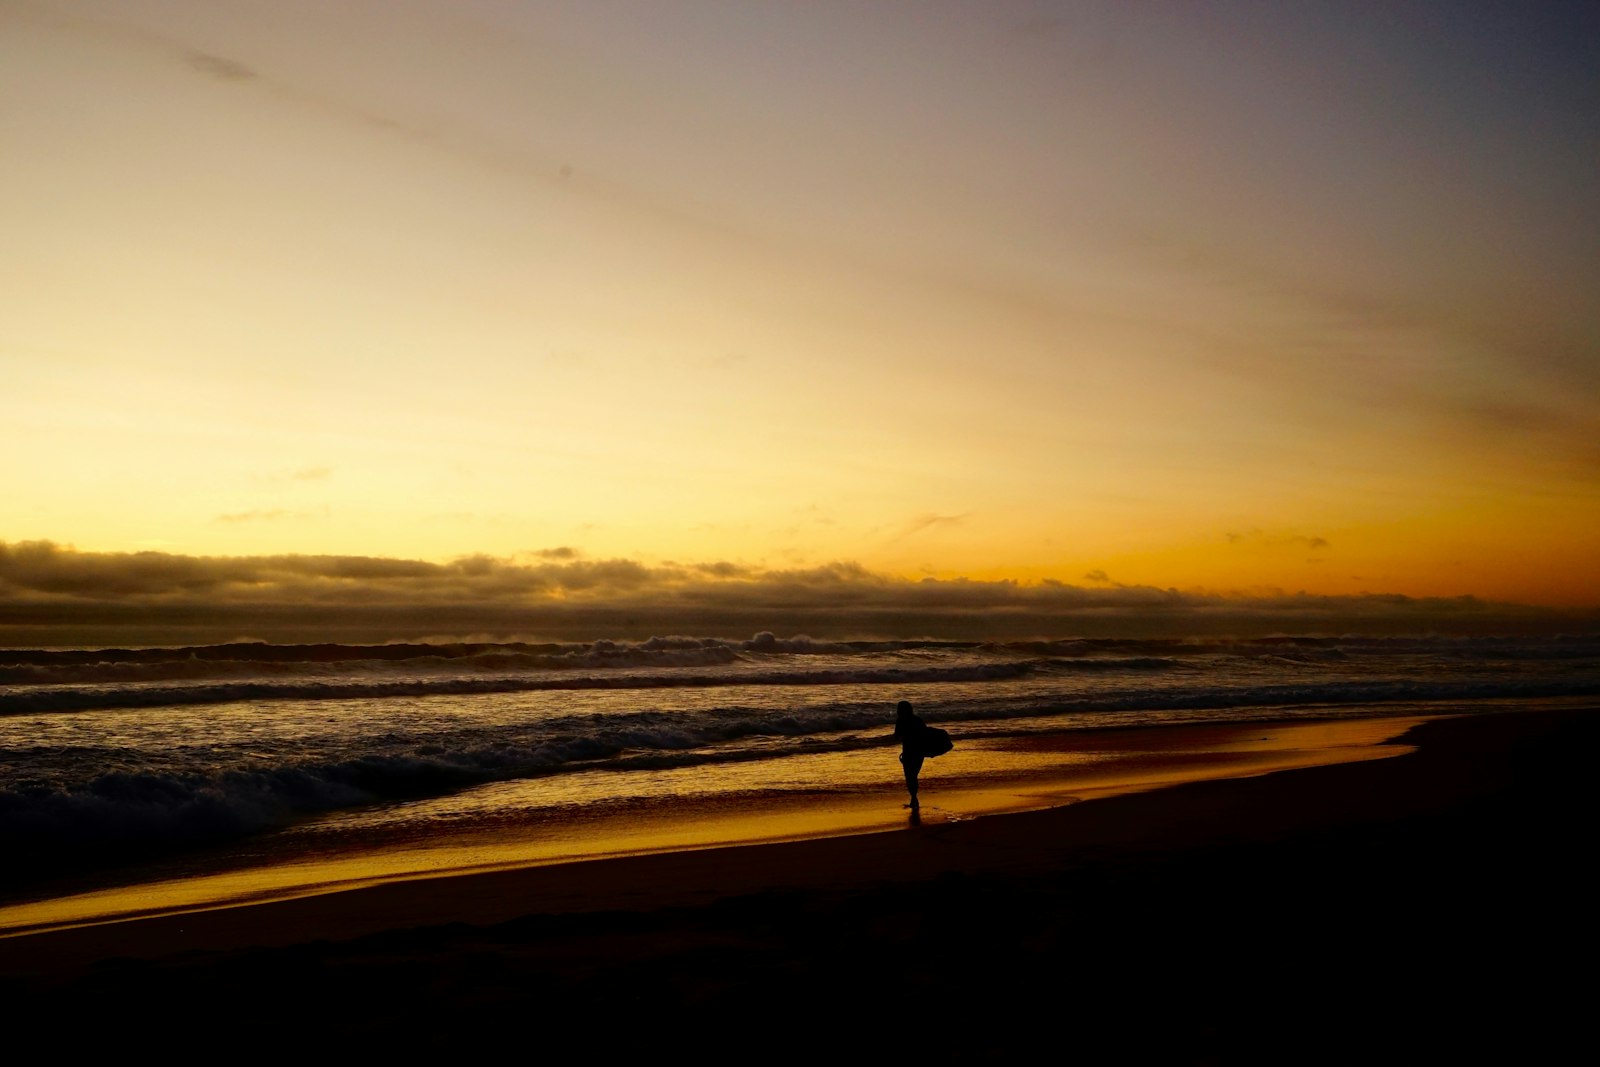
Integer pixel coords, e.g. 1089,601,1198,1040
903,754,923,807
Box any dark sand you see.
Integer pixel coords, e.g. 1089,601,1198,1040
3,706,1594,1062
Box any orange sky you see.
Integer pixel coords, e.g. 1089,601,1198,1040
3,1,1597,613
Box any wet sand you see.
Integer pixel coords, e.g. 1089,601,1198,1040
2,706,1594,1062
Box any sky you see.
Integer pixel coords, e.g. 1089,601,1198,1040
3,1,1597,642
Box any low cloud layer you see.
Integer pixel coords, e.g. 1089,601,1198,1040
2,541,1588,648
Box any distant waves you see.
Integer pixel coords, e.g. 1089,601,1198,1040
3,632,1598,714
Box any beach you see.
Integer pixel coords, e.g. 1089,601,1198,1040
3,705,1592,1062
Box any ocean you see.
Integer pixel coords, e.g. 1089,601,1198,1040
4,630,1598,912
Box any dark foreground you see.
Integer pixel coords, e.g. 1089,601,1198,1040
3,707,1594,1063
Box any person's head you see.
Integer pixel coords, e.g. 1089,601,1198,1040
896,700,913,718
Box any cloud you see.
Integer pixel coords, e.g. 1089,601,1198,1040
778,504,836,539
247,466,333,488
0,540,1584,647
893,513,969,541
1083,569,1112,584
215,506,330,524
1226,530,1331,552
692,560,753,579
216,509,291,524
185,50,255,83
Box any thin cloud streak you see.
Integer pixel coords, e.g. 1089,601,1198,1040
215,510,291,524
892,513,969,542
1226,531,1332,552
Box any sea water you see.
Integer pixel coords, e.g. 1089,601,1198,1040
3,631,1598,902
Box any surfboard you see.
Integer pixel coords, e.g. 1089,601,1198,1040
919,726,953,757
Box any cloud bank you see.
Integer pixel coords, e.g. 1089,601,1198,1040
1,541,1588,648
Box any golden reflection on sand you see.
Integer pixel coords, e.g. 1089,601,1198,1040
0,716,1429,937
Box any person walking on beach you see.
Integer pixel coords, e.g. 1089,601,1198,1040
894,700,928,810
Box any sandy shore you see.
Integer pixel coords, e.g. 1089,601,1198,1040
3,705,1594,1062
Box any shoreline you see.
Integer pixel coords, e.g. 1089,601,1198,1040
1,713,1425,942
3,705,1594,1059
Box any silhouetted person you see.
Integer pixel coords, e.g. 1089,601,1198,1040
894,700,927,810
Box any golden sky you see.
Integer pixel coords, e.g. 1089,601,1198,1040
4,0,1598,623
